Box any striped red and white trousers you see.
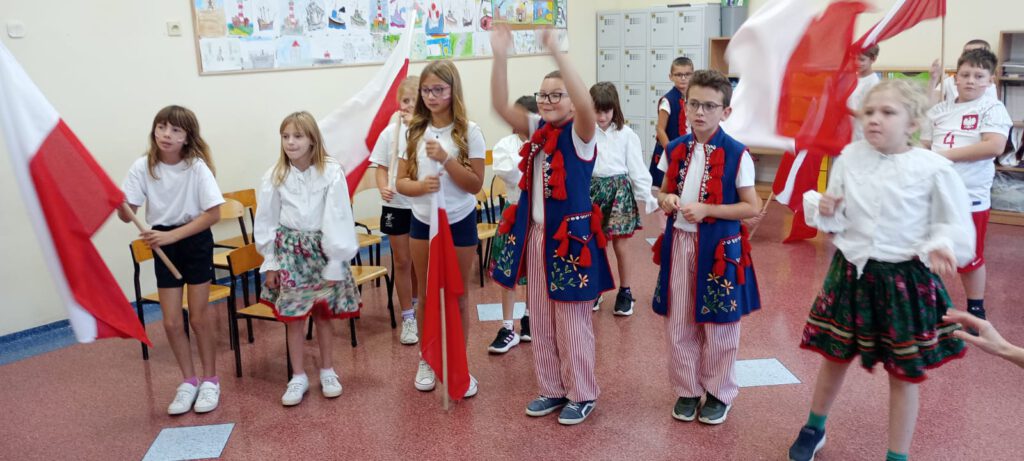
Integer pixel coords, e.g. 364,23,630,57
526,223,600,403
666,230,742,404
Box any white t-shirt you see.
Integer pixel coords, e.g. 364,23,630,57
848,73,881,142
491,134,525,204
940,75,998,104
527,113,597,224
122,156,224,227
657,143,755,232
401,121,486,224
369,122,412,209
923,96,1013,211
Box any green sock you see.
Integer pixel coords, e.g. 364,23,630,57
886,450,908,461
806,411,827,430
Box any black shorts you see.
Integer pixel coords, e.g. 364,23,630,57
380,206,412,235
152,225,215,289
410,209,479,247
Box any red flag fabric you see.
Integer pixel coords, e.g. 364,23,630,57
419,182,470,401
855,0,945,50
319,9,414,196
0,43,151,345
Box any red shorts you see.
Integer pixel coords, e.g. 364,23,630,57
958,209,989,274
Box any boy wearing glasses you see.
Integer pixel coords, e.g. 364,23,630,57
649,57,695,189
653,69,762,425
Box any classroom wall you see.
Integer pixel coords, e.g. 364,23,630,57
1,0,1021,336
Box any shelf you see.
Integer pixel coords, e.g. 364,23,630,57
750,148,785,156
709,36,730,75
1000,76,1024,82
997,165,1024,173
991,209,1024,226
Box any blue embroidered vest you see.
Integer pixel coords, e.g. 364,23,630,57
491,120,614,302
649,86,687,187
651,128,760,323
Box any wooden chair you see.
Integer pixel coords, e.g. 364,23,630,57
215,189,256,249
129,239,231,360
490,175,509,211
350,170,384,284
353,169,381,232
211,198,248,269
475,188,499,287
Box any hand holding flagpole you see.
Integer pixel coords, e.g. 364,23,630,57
119,203,183,280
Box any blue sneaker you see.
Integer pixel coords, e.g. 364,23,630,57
557,400,596,425
788,425,826,461
525,396,568,417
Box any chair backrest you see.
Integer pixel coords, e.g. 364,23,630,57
219,198,245,220
226,244,264,277
223,188,257,220
130,239,154,264
490,176,508,212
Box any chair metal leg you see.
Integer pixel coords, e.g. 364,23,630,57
374,243,382,287
136,302,149,360
476,243,484,287
182,309,191,340
349,317,357,347
285,328,293,380
246,319,254,342
386,274,396,329
233,316,243,378
306,317,314,340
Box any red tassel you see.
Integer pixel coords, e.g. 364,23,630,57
652,234,663,265
498,204,518,234
590,205,607,248
579,244,591,267
663,143,688,195
678,98,687,136
557,237,569,258
713,243,726,276
543,128,562,154
554,219,568,240
548,152,567,200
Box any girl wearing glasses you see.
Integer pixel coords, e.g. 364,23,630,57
396,59,486,398
490,26,612,426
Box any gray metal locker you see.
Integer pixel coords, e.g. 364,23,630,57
597,48,622,83
675,8,704,47
597,13,622,49
622,48,646,83
625,118,648,161
649,10,676,48
647,119,660,165
648,83,673,119
675,46,704,71
621,83,647,119
622,11,647,48
648,48,674,84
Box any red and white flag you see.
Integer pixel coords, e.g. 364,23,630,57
854,0,945,51
419,182,470,402
0,43,151,345
319,8,415,196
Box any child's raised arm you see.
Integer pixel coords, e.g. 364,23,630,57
539,28,595,142
490,25,530,135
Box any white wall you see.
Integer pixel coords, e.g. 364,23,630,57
2,0,1022,335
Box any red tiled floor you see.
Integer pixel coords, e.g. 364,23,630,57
2,204,1022,460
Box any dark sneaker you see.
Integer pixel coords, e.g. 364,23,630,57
487,327,520,354
671,396,700,422
558,400,596,425
697,393,731,425
525,396,568,417
520,315,531,342
788,425,827,461
613,290,635,316
966,306,987,335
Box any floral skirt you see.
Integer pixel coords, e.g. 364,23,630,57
589,174,641,238
489,201,527,286
260,226,360,322
800,251,965,382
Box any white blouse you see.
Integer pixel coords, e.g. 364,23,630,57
593,123,658,214
491,134,525,204
803,141,975,277
254,158,358,280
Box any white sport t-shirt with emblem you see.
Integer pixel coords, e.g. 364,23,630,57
923,96,1012,211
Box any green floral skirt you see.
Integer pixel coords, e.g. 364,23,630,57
489,201,527,286
590,174,641,238
260,226,360,322
800,251,965,382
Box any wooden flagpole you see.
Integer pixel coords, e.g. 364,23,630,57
938,15,947,101
119,203,183,280
748,192,773,239
387,111,403,191
440,287,450,411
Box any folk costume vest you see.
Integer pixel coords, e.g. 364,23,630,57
491,119,614,302
651,128,760,323
649,86,688,187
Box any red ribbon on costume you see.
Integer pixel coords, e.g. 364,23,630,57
498,203,518,234
737,225,753,285
678,98,688,137
652,234,664,265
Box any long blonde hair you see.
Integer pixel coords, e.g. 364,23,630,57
405,60,470,179
146,105,214,179
272,111,329,186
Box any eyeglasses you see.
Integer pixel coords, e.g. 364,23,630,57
686,100,724,113
534,92,568,104
671,72,694,79
420,85,451,98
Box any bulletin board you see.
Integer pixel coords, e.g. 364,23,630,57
191,0,569,75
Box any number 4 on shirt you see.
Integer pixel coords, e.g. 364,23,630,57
943,133,956,149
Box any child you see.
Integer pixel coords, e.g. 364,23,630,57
590,81,658,315
396,59,486,397
487,95,538,354
849,44,881,142
943,310,1024,369
491,25,613,425
118,105,225,415
370,75,421,346
788,80,975,461
255,111,360,407
649,57,695,192
930,39,998,105
652,70,761,425
921,49,1012,323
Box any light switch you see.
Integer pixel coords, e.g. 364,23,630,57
166,21,182,37
7,21,26,39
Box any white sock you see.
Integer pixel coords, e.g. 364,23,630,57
291,373,307,382
503,320,514,331
320,368,336,377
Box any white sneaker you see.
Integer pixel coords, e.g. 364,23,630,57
167,382,199,415
282,375,309,406
464,375,478,398
400,318,419,345
193,381,220,413
320,370,343,398
414,359,436,391
592,294,604,311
